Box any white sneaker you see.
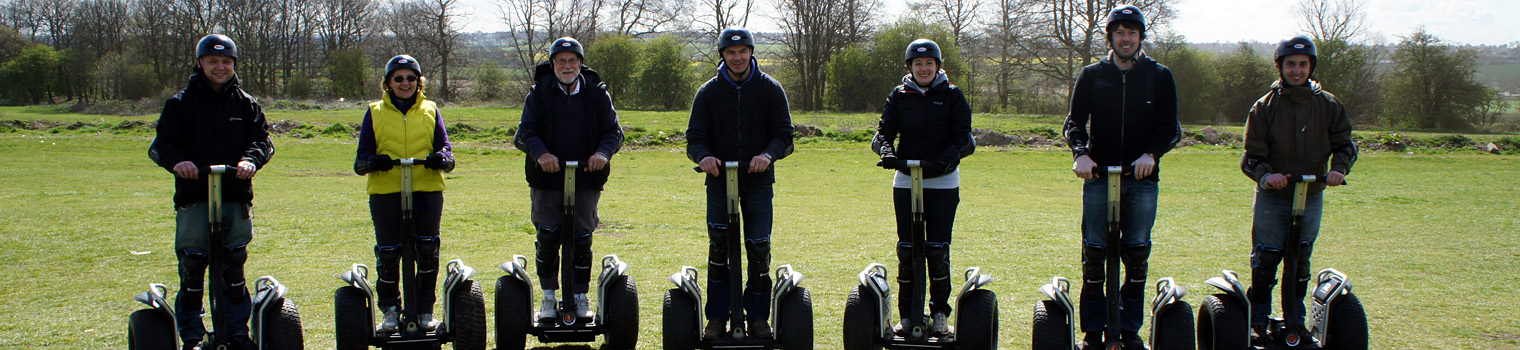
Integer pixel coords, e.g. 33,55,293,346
378,307,402,333
931,312,950,335
574,294,595,319
537,294,558,322
418,313,440,331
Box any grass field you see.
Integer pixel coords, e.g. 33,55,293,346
1,108,1519,349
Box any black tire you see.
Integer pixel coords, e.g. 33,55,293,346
128,309,176,350
602,275,640,349
1323,293,1368,350
777,287,814,350
842,286,882,350
1150,300,1195,350
450,279,488,350
1030,300,1070,350
662,289,699,350
494,276,530,350
334,286,373,350
1198,294,1248,350
955,289,998,350
258,297,305,350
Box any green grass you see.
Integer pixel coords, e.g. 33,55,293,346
2,110,1520,349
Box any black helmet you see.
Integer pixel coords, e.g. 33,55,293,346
196,34,238,60
1105,4,1146,41
386,55,423,78
904,39,942,66
1274,35,1318,75
717,28,754,52
550,37,584,60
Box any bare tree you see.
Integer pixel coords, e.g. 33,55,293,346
1294,0,1366,44
316,0,377,55
34,0,77,46
394,0,465,101
979,0,1034,112
1,0,44,40
696,0,753,34
496,0,599,82
996,0,1175,95
773,0,878,110
913,0,982,43
609,0,690,36
1294,0,1383,126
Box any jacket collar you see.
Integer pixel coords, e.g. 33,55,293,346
900,70,949,94
1272,79,1322,103
188,72,241,96
717,57,760,87
1100,49,1155,69
382,90,427,113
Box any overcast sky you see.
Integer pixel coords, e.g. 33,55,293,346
454,0,1517,46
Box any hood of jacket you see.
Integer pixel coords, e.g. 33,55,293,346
186,72,243,97
1271,78,1324,103
900,70,950,94
533,61,606,93
1101,49,1158,69
716,56,761,87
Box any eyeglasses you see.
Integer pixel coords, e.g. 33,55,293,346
391,75,418,83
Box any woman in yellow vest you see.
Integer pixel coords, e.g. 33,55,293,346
353,54,456,333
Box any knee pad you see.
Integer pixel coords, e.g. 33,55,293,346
895,242,913,284
415,235,440,274
1250,244,1284,269
1295,241,1315,282
1121,242,1151,287
925,242,951,281
745,238,771,279
1081,244,1105,285
374,244,402,283
574,232,594,260
224,244,249,287
178,249,209,291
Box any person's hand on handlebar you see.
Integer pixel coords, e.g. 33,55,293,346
1072,155,1097,180
235,160,257,179
698,156,720,176
748,154,772,173
173,161,199,179
1325,171,1345,186
1131,153,1155,179
537,152,561,173
586,153,609,171
1261,173,1288,190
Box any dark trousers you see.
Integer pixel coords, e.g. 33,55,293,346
530,188,600,293
174,202,254,341
370,191,444,314
704,184,774,323
893,187,959,318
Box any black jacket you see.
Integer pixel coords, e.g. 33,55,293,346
149,73,274,207
515,62,624,190
872,72,975,178
1241,79,1357,196
1063,52,1181,181
686,58,795,186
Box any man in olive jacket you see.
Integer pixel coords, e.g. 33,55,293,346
148,34,273,350
685,28,795,339
1240,35,1357,346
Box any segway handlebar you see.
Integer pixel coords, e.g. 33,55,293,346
1092,165,1136,177
1285,174,1348,185
388,158,423,166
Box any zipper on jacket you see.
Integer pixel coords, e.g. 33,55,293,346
1120,68,1129,159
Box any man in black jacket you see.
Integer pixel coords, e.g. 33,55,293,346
1062,5,1181,348
514,37,624,323
148,34,274,350
685,28,795,340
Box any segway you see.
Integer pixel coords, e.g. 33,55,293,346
129,164,305,350
1031,166,1193,350
842,160,999,350
495,161,640,349
663,161,813,349
333,158,487,350
1196,175,1367,350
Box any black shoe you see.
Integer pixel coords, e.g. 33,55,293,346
703,321,726,340
180,338,202,350
1080,332,1103,348
1250,324,1271,342
230,334,257,350
1119,330,1144,349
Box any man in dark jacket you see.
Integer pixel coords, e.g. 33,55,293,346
148,34,273,350
1240,35,1356,346
685,28,795,340
1062,5,1180,348
514,37,624,323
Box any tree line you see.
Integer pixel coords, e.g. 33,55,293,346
0,0,1508,131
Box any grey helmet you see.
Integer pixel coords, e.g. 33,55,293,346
385,55,423,78
1105,4,1147,41
904,39,942,66
550,37,584,60
717,28,755,52
196,34,238,60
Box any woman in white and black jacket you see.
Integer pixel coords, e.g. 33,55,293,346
870,38,975,336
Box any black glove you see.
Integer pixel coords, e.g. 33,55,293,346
425,152,453,171
369,154,394,172
877,155,901,170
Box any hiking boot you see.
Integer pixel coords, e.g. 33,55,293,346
748,320,773,338
1120,330,1144,349
229,334,256,350
378,306,402,333
418,313,440,331
1081,332,1103,348
536,295,558,323
1250,323,1271,343
703,321,727,340
930,312,950,335
574,293,595,320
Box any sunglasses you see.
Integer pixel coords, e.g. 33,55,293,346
391,75,418,83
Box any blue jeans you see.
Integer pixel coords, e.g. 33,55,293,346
704,184,774,323
1247,190,1323,326
1078,177,1158,333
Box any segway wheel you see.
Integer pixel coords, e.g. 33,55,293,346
662,289,699,350
334,286,373,350
1030,300,1070,350
1324,293,1368,350
842,286,883,350
492,276,530,350
1150,300,1195,350
1198,294,1248,350
448,279,488,350
128,309,176,350
777,287,814,350
258,297,305,350
602,275,640,349
955,289,998,350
